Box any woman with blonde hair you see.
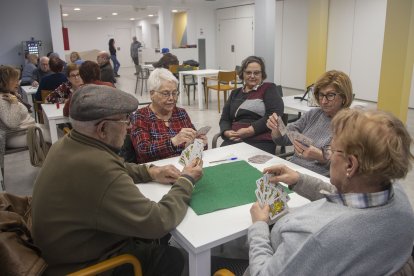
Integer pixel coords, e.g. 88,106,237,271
247,108,414,275
267,70,353,176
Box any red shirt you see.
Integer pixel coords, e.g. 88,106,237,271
130,105,195,163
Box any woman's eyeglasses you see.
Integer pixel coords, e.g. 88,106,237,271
69,73,81,78
155,90,180,98
244,71,262,77
322,145,344,160
318,92,337,101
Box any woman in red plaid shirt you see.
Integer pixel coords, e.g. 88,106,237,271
130,68,207,163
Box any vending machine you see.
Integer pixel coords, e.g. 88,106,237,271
22,39,43,57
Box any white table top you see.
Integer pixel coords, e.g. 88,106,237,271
21,85,37,95
283,95,369,113
179,69,220,76
41,103,65,119
137,143,329,253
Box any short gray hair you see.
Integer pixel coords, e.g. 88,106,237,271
70,118,101,135
147,68,178,92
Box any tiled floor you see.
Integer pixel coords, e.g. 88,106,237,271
3,67,414,209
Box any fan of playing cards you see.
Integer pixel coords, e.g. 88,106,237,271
276,116,313,147
178,126,211,166
255,174,290,220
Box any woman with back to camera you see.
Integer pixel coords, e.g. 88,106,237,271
267,70,353,176
219,56,284,154
246,108,414,275
108,38,121,77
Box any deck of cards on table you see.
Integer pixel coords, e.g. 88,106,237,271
277,115,313,147
179,139,204,166
255,174,290,220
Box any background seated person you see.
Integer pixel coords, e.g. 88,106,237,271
219,56,284,154
130,68,207,163
267,70,353,176
69,51,84,65
97,51,116,84
0,65,50,147
46,63,83,104
35,56,67,101
32,84,203,276
247,109,414,275
63,61,114,117
20,54,38,86
32,56,52,87
152,48,179,69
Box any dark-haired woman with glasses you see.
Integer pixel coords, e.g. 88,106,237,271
267,70,354,176
130,68,207,163
219,56,284,154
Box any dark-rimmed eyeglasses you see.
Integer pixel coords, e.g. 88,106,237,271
322,145,344,160
318,92,337,101
155,90,180,98
244,70,262,77
69,73,81,78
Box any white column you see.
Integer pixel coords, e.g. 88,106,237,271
159,4,173,49
47,0,64,57
254,0,276,82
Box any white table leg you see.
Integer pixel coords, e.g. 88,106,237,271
188,249,210,276
197,75,204,110
49,119,58,143
179,72,185,105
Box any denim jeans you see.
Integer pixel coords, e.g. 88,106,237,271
110,54,120,75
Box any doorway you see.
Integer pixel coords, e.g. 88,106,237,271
115,28,133,67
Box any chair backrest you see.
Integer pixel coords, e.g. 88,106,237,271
40,90,52,103
168,64,179,74
217,71,237,90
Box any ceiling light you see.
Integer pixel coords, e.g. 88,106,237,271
97,17,102,20
172,10,178,13
148,14,154,17
112,12,118,15
62,13,68,17
74,8,80,11
130,18,135,20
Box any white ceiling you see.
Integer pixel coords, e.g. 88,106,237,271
60,0,232,22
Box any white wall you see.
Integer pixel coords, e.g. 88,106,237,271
0,0,53,67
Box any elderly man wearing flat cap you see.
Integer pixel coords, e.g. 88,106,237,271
31,84,203,276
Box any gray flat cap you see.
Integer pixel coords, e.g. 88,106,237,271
70,84,139,121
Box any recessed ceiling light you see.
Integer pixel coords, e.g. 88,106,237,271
112,12,118,15
97,17,102,20
130,18,135,20
62,13,69,17
172,10,178,13
148,14,154,17
74,8,80,11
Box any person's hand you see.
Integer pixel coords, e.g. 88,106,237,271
250,202,270,223
235,126,255,139
171,128,196,146
181,159,203,183
263,164,299,186
292,140,323,162
196,134,208,146
2,94,18,104
31,80,39,87
266,113,281,137
148,165,181,184
223,130,241,142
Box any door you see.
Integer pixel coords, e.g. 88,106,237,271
115,28,133,67
218,19,235,70
234,17,254,67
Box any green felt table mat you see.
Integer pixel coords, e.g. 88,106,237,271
190,160,292,215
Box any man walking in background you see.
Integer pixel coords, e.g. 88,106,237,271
130,36,142,75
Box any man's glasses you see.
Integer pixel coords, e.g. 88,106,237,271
322,145,344,160
69,73,81,78
244,71,262,77
155,90,180,98
318,92,337,101
95,114,131,126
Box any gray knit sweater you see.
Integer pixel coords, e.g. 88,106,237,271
272,108,331,176
247,174,414,275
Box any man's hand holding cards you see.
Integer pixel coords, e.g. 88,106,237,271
255,173,290,220
179,138,204,166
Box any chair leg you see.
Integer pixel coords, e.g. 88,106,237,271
217,91,220,113
135,76,139,95
187,86,190,105
206,88,209,109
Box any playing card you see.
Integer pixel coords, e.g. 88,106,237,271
196,126,211,136
179,139,204,166
248,155,273,164
277,116,287,136
286,131,313,147
268,196,288,220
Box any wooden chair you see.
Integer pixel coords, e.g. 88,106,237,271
33,90,52,124
205,71,237,112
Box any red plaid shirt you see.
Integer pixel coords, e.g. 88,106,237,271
130,105,195,163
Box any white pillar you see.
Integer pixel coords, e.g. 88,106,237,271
255,0,276,82
159,4,173,49
47,0,64,57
